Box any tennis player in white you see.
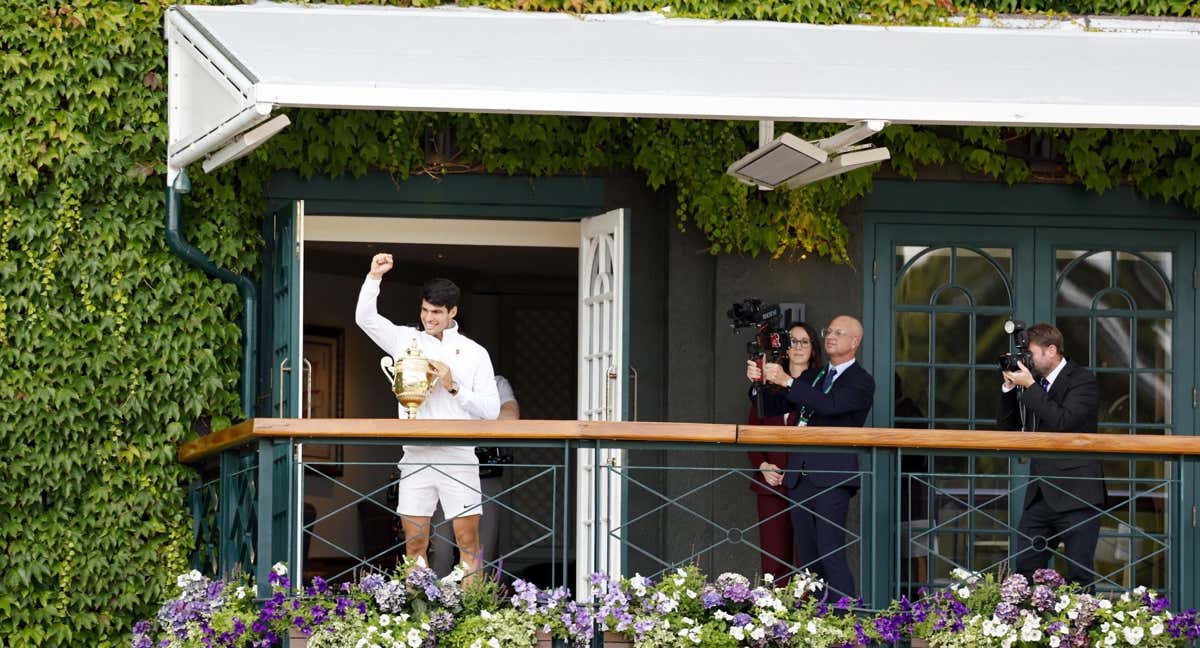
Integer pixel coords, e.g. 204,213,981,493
355,252,499,575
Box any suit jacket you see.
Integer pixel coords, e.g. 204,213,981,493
746,406,791,497
756,362,875,490
997,359,1106,512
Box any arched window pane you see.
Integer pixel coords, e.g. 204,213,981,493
958,248,1011,306
1057,250,1111,309
1095,290,1132,310
1056,316,1090,365
896,312,930,363
935,286,971,306
897,247,951,305
1097,372,1132,425
1095,317,1132,369
1136,319,1172,370
934,367,970,419
1136,373,1171,425
934,312,970,364
976,315,1009,365
895,366,929,421
1117,251,1172,310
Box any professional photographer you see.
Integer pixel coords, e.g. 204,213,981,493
997,322,1104,587
747,315,874,599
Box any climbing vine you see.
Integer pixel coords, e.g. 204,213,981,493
1,0,1199,645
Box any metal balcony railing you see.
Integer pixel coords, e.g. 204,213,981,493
180,419,1200,610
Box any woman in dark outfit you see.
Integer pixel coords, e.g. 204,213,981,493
746,322,822,584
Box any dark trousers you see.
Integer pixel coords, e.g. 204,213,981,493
1014,490,1102,587
790,483,856,599
755,491,796,583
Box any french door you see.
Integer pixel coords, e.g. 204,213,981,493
872,222,1196,595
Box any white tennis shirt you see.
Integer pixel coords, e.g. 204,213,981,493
355,276,500,464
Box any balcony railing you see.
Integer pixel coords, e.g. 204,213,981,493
180,419,1200,609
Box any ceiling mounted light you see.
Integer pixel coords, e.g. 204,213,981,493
726,132,829,188
727,120,890,190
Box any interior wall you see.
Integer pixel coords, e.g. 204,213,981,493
300,246,576,562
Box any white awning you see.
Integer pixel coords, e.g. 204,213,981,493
165,2,1200,182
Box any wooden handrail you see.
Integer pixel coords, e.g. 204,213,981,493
178,418,1200,464
737,426,1200,456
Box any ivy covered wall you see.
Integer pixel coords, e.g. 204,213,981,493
2,0,1199,644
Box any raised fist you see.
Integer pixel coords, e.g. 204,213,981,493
369,253,394,279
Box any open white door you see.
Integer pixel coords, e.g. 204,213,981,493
576,208,628,595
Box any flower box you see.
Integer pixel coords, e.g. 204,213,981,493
535,630,632,647
289,628,309,648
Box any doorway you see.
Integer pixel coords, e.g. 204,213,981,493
297,221,580,581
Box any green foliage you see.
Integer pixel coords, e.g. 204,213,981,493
2,0,1200,645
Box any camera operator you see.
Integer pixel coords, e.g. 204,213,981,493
747,315,874,599
746,321,822,585
997,322,1104,587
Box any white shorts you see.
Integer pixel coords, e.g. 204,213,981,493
397,457,482,519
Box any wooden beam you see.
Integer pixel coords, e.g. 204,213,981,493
179,418,1200,464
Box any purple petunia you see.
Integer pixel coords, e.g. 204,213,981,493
1032,568,1065,588
998,573,1029,605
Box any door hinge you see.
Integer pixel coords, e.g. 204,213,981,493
1193,385,1198,409
1193,505,1197,528
1193,267,1198,290
872,258,878,282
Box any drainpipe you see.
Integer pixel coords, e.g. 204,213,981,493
165,170,257,419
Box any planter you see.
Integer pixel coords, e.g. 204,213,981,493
288,629,309,648
535,631,632,647
910,639,930,648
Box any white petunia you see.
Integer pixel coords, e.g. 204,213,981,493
272,562,287,576
630,574,648,597
1099,599,1113,610
957,587,971,599
441,565,466,584
1124,625,1145,645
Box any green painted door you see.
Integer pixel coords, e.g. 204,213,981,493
270,201,304,419
870,218,1198,600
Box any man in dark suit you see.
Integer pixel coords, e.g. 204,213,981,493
997,323,1104,587
748,315,875,598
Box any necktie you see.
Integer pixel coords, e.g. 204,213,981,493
1038,377,1050,391
822,367,838,391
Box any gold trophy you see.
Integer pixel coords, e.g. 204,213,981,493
380,341,439,419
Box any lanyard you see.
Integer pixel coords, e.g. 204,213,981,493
795,366,834,426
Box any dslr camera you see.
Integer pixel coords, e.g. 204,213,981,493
727,298,792,365
997,319,1033,373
